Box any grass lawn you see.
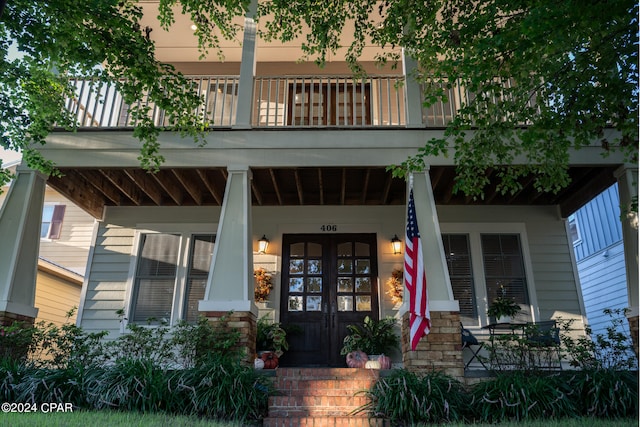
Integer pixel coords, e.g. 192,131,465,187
1,411,637,427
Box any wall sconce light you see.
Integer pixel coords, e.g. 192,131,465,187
391,235,402,255
258,235,270,254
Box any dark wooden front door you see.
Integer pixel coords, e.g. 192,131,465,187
279,233,379,367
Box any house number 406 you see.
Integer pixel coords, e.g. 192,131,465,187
320,224,337,232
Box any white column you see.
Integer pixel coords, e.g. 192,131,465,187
233,2,257,129
199,165,256,314
402,49,424,128
0,163,45,319
401,169,459,313
615,165,639,317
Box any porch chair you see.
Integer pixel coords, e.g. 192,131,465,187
524,320,562,370
461,323,487,370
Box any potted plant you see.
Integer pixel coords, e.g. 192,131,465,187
487,296,521,324
340,316,399,369
256,316,288,369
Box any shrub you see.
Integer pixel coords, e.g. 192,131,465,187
169,357,272,421
28,310,109,369
172,315,242,367
105,321,176,366
85,358,167,412
559,308,637,371
564,369,638,419
0,358,34,402
469,371,578,422
13,365,92,408
358,369,468,424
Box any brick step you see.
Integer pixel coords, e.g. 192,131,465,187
268,396,370,417
275,367,381,380
265,367,380,420
263,416,391,427
273,379,376,396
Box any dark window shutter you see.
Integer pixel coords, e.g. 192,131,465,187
48,205,66,239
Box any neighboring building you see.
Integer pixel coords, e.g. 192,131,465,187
0,4,637,375
570,184,630,339
0,155,94,326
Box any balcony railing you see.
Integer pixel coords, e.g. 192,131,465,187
252,75,406,127
63,75,533,130
66,76,240,128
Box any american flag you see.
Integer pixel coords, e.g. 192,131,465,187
404,188,430,351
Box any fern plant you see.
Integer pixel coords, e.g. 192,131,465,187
340,316,399,355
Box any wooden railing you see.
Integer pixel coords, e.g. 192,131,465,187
63,75,534,129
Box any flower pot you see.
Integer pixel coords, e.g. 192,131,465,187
256,301,270,309
496,315,512,324
366,354,391,369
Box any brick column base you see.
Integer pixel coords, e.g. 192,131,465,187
628,314,639,359
401,311,464,381
0,311,35,362
0,311,35,327
202,311,256,364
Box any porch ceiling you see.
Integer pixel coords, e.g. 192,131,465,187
46,165,617,220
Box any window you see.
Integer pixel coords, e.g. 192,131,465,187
129,231,215,324
442,227,532,325
41,204,66,239
481,234,529,309
567,214,581,245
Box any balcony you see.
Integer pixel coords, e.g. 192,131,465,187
63,75,479,130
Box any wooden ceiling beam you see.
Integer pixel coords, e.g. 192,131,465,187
317,168,324,205
251,180,264,206
171,170,202,205
48,172,106,218
151,171,183,205
196,169,223,205
76,170,121,205
380,173,393,204
360,168,370,204
294,169,304,205
559,167,616,218
124,169,163,206
430,167,445,188
340,168,346,205
99,169,143,205
505,175,536,205
269,169,283,205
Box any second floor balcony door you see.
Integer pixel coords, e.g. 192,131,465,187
280,233,379,367
287,83,371,126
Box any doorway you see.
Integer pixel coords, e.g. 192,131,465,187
279,233,379,367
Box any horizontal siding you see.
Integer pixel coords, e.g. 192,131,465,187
573,184,623,261
39,190,94,275
79,223,134,333
34,271,81,326
576,242,629,338
526,219,583,323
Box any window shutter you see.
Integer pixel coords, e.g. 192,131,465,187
48,205,66,239
442,234,477,322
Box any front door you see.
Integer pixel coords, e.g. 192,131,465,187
279,233,379,367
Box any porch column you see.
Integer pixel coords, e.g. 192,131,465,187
233,1,257,129
199,165,256,359
0,163,44,325
614,165,639,357
402,49,424,128
400,169,463,379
